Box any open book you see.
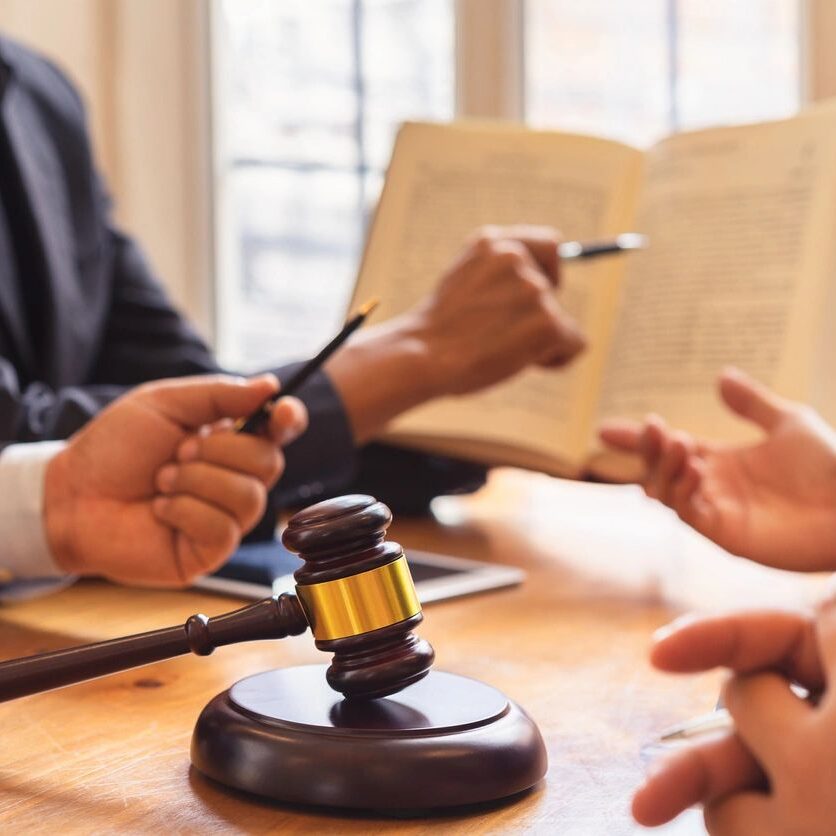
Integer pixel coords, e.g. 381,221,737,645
350,108,836,479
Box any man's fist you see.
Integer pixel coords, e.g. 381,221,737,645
44,374,307,587
414,225,586,396
326,225,587,443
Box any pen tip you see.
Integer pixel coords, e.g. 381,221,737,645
356,297,380,318
616,232,650,250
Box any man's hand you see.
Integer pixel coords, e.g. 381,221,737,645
599,367,836,570
411,225,586,394
44,374,307,587
327,225,586,443
633,603,836,835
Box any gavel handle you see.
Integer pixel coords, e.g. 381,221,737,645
0,593,308,703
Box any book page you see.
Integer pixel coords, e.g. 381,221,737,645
353,121,643,470
595,108,836,445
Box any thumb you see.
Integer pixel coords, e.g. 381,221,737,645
718,367,787,432
137,374,279,430
598,419,643,452
815,583,836,692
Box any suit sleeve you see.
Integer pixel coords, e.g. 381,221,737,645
83,190,484,522
0,225,221,444
0,219,484,521
0,57,482,518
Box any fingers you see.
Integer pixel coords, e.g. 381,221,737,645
475,224,561,286
598,419,643,452
640,416,671,500
483,243,586,364
176,429,283,487
607,414,707,519
156,461,269,533
718,367,788,433
633,733,765,827
654,431,693,506
425,227,586,395
815,592,836,697
511,226,561,287
723,672,812,769
639,415,664,476
670,458,703,512
267,396,308,447
599,419,703,515
137,373,280,431
535,294,587,365
704,792,770,836
650,611,824,690
151,495,240,580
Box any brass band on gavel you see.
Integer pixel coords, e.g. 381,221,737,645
295,555,421,641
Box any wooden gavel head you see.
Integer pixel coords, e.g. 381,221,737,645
282,494,435,700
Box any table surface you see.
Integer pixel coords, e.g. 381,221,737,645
0,471,826,835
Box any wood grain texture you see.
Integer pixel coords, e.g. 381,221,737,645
0,471,827,834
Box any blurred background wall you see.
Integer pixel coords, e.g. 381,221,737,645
0,0,213,336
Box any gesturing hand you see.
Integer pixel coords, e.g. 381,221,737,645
634,603,836,835
44,374,307,587
600,367,836,570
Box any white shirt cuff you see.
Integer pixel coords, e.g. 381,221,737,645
0,441,70,583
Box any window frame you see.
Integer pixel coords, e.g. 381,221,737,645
204,0,830,357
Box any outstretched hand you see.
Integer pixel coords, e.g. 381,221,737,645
634,603,836,835
600,367,836,570
44,374,307,587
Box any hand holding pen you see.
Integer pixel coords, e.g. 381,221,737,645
235,298,380,436
633,605,836,831
235,233,646,436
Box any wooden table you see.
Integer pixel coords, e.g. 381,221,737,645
0,471,827,835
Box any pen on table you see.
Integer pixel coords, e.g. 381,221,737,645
558,232,648,261
235,297,380,436
660,684,817,743
659,709,732,743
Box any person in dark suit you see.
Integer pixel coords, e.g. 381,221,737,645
0,34,585,538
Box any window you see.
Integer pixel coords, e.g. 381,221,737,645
212,0,803,369
526,0,801,146
212,0,454,370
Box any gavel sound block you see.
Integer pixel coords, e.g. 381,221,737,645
0,495,547,812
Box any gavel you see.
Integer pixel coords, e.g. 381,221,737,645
0,495,435,702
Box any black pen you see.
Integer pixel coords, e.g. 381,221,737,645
558,233,648,261
235,297,380,436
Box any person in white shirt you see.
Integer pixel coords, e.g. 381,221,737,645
0,372,306,598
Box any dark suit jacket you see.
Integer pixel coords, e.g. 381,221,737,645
0,36,485,527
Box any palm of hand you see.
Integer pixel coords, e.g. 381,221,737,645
695,409,836,569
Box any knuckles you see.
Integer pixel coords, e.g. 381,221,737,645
469,225,502,251
220,520,240,554
264,451,285,487
492,248,529,273
244,480,268,527
469,231,526,267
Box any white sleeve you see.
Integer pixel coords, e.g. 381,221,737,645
0,442,76,600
